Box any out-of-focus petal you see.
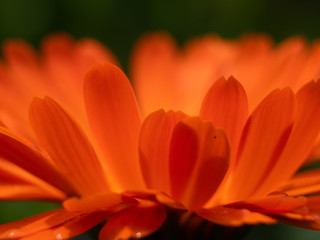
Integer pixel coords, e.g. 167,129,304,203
256,80,320,196
0,184,60,201
169,117,229,210
139,110,186,193
99,200,166,240
226,88,295,201
130,32,178,116
200,76,248,159
29,97,109,196
84,62,145,191
0,40,44,141
0,127,74,195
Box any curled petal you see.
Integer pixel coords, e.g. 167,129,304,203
139,110,186,193
169,117,230,210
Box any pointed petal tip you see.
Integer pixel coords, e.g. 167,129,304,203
169,117,230,209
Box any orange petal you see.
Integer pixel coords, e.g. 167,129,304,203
169,117,230,210
0,127,74,195
130,32,178,116
2,39,38,71
0,209,75,239
75,38,119,68
197,206,275,227
20,211,109,240
257,195,320,230
139,110,186,193
0,184,61,201
228,193,308,215
0,208,108,240
200,76,248,160
63,193,134,213
0,158,65,200
226,88,295,201
256,80,320,196
280,169,320,196
99,201,166,240
307,137,320,163
0,40,43,141
84,62,145,191
306,196,320,213
29,96,109,196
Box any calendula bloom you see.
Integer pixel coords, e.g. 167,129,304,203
1,32,320,240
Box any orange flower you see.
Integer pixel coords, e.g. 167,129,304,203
1,33,320,239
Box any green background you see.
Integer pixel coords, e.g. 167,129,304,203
1,0,320,239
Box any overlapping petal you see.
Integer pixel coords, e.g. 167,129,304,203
29,96,109,196
99,200,166,240
139,110,186,193
169,117,230,210
0,127,74,195
225,88,296,202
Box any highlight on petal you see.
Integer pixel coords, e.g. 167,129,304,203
84,62,145,191
226,88,296,202
200,76,248,158
169,117,230,210
139,109,186,194
29,96,109,196
99,200,166,240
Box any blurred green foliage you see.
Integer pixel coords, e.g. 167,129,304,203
1,0,320,239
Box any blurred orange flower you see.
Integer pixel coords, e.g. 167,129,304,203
1,33,320,239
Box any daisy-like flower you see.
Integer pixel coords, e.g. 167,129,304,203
1,32,320,240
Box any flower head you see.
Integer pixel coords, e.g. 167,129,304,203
1,33,320,239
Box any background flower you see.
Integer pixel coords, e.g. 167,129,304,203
1,0,320,239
